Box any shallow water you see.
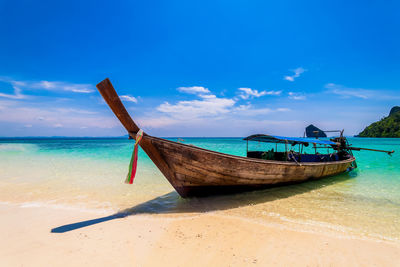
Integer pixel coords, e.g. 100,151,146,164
0,137,399,241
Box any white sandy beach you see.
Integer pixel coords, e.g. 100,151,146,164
1,203,399,267
1,0,400,265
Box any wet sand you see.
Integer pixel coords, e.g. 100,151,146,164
1,203,399,267
1,138,400,266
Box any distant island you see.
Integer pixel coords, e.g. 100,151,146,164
357,106,400,137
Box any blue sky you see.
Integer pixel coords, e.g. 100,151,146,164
0,0,399,137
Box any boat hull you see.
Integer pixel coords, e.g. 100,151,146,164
95,78,355,198
141,136,355,198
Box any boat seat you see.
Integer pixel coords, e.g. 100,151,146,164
289,153,340,162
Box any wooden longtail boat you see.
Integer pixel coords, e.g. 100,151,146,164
96,78,381,198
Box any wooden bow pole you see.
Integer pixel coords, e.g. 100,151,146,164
96,78,142,138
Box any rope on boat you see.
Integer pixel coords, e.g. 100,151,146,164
288,151,302,166
125,129,144,184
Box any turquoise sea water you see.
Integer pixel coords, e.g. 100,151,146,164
0,137,399,241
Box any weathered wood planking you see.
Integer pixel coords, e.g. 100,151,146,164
97,78,141,136
96,78,355,198
146,136,354,197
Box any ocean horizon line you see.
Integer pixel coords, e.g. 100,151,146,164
0,135,366,140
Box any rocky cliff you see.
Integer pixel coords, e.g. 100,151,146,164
358,106,400,137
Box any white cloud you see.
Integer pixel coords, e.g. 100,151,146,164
137,116,180,128
284,67,306,82
0,96,296,135
198,94,217,99
0,81,27,99
266,91,282,96
0,101,119,129
136,113,298,136
120,95,138,103
240,107,273,115
40,81,56,89
177,86,210,94
34,81,94,93
0,79,296,136
157,85,238,119
238,88,281,99
0,77,95,99
157,96,235,119
234,105,291,116
63,86,93,93
325,83,371,99
235,104,252,111
55,108,98,114
154,85,290,125
0,87,26,99
288,92,306,100
325,83,400,100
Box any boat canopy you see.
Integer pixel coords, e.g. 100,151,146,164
243,134,337,146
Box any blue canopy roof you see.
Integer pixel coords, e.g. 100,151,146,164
243,134,337,146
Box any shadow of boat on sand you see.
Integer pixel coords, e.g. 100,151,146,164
51,172,357,233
